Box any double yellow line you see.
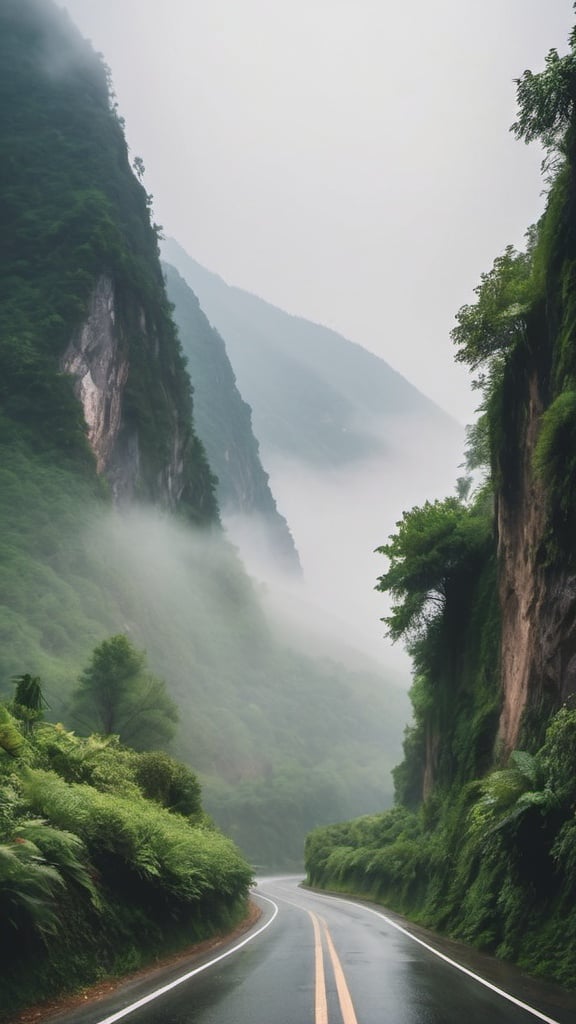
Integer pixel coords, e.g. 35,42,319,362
309,911,359,1024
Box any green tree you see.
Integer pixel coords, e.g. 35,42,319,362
452,244,533,389
12,674,49,734
70,635,179,750
375,497,489,646
511,16,576,157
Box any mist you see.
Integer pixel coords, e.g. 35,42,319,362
222,409,464,681
61,0,573,423
66,500,410,866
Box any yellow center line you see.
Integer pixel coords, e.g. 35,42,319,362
309,911,328,1024
320,916,360,1024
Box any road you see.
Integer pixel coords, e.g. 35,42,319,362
48,876,576,1024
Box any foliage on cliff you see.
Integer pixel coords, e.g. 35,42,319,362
306,10,576,988
163,261,301,572
0,703,252,1020
306,705,576,986
0,0,217,519
0,0,410,873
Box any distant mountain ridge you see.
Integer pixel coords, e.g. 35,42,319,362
0,0,409,878
162,238,459,467
162,262,300,572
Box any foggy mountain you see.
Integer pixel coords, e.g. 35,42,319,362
0,0,410,868
162,261,300,574
162,237,459,468
163,239,465,664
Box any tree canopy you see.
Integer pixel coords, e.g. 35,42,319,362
71,635,178,750
511,15,576,156
452,244,533,388
375,496,490,646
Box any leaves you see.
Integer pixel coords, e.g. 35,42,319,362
70,635,179,750
511,34,576,155
452,245,533,386
375,496,490,645
0,836,64,936
0,706,25,759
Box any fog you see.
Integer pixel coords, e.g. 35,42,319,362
224,413,464,676
77,502,409,863
62,0,573,422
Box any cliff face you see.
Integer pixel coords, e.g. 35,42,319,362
61,276,132,491
62,274,201,512
0,0,217,523
491,151,576,755
496,367,549,752
163,262,300,571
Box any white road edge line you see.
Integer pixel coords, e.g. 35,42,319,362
301,889,562,1024
93,895,279,1024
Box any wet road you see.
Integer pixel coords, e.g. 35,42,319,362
49,876,576,1024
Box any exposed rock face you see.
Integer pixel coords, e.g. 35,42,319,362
62,277,131,491
62,275,189,510
497,369,576,754
496,369,547,753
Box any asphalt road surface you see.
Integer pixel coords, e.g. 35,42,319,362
47,876,576,1024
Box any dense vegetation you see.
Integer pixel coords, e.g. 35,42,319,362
0,0,217,518
0,0,408,875
0,693,251,1020
163,261,300,572
306,12,576,988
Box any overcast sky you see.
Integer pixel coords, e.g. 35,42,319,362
62,0,574,422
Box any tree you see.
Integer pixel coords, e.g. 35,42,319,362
70,635,179,750
12,673,49,733
452,244,533,389
375,497,489,646
511,17,576,157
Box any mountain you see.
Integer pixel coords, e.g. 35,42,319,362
162,261,300,573
162,237,459,467
0,0,409,871
305,23,576,989
1,0,217,521
162,239,464,666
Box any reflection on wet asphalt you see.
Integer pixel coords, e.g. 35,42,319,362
47,876,576,1024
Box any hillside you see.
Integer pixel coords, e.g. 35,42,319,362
306,20,576,990
0,0,409,875
0,710,252,1020
162,261,300,573
0,0,217,520
163,240,464,665
162,237,459,467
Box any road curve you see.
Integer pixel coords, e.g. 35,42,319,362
47,876,576,1024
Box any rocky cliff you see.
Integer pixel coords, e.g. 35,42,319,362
0,0,217,523
495,197,576,753
163,262,300,571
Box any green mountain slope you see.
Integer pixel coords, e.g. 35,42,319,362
305,20,576,989
162,237,459,467
0,0,408,870
0,717,252,1020
163,261,300,573
0,0,217,520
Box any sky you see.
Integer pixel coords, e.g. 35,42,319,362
62,0,574,422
